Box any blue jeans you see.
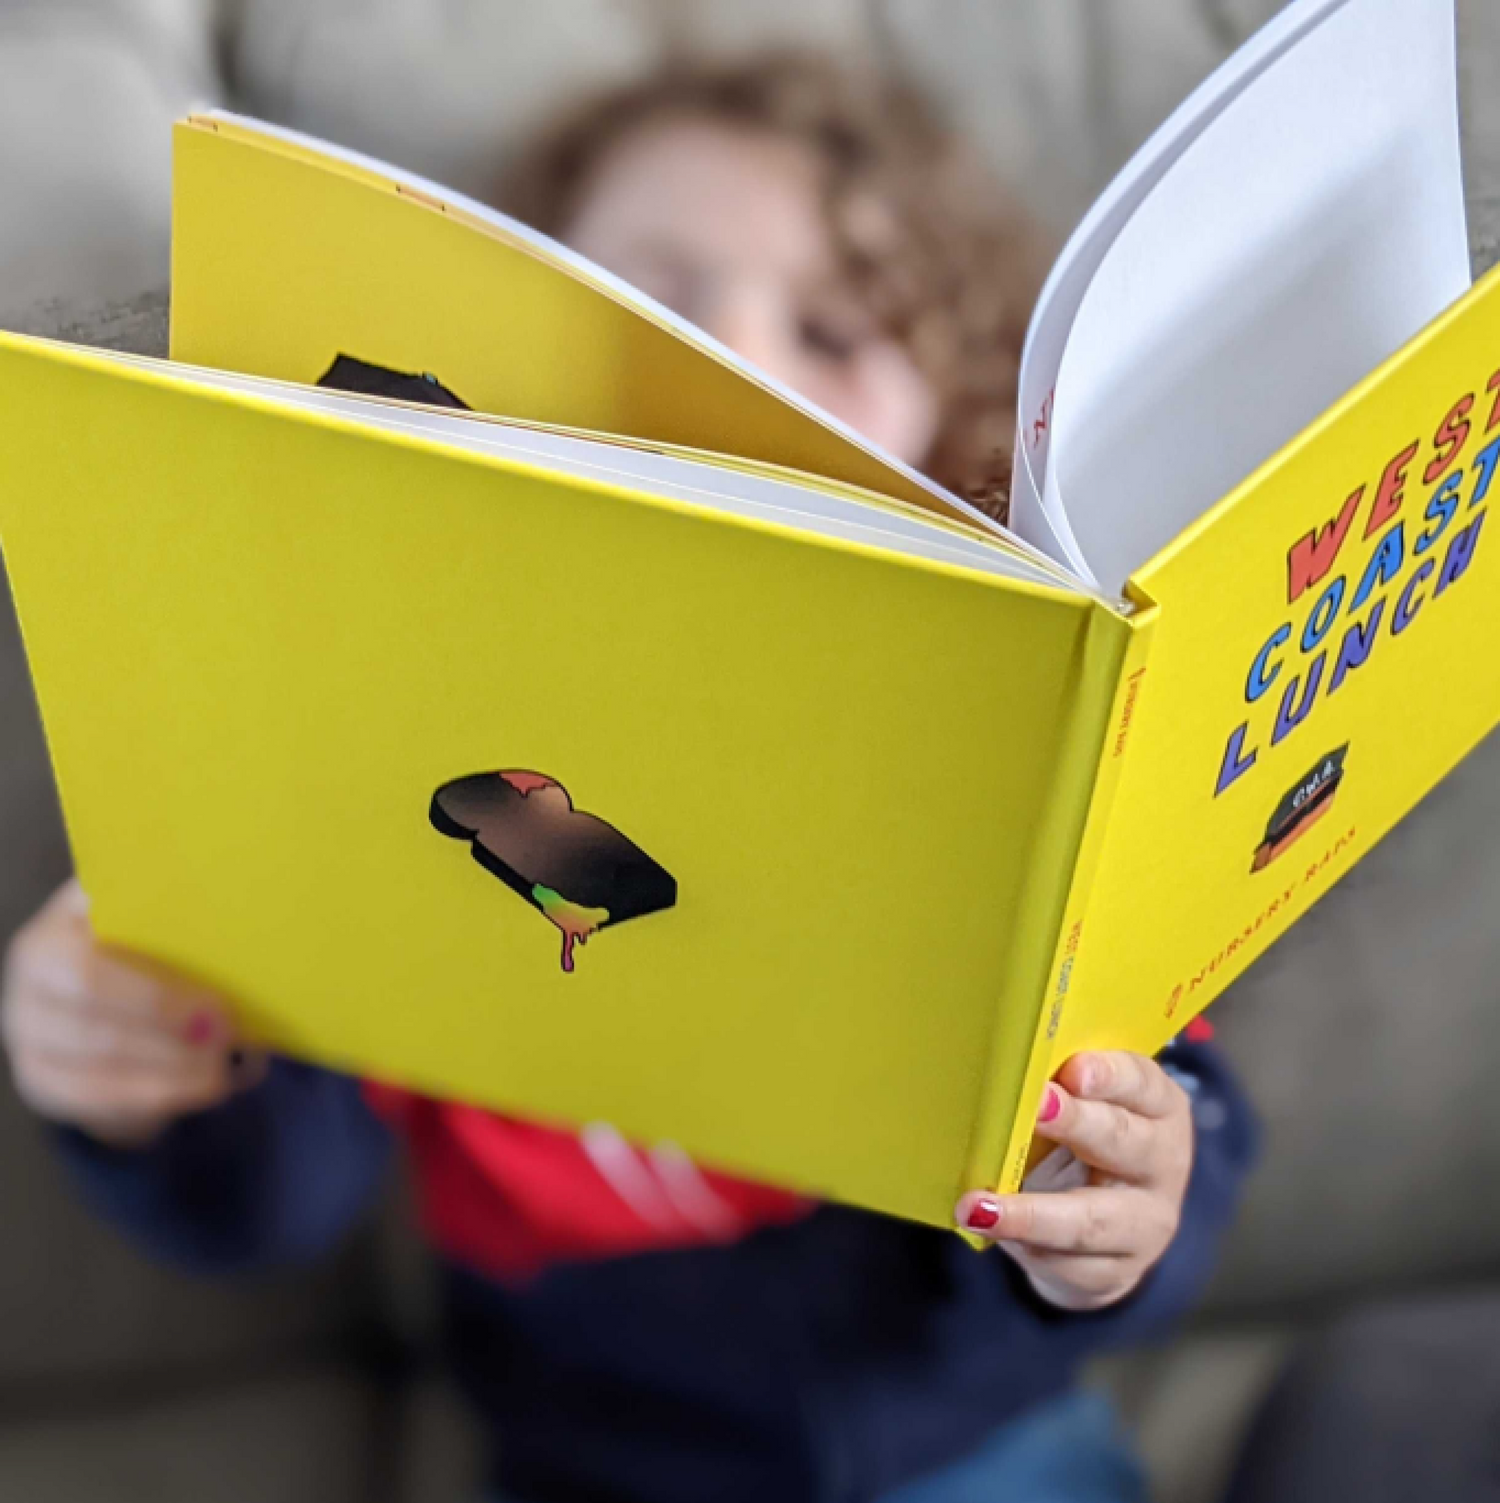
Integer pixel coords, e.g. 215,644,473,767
881,1391,1148,1503
490,1389,1147,1503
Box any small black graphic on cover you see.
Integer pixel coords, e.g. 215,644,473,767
317,354,471,410
430,772,677,973
1252,745,1348,872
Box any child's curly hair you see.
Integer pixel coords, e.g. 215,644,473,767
497,52,1045,522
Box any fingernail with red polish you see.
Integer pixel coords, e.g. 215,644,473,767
1038,1085,1062,1124
184,1012,219,1047
964,1196,1002,1232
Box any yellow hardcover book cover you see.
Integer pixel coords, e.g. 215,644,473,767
1052,263,1500,1067
0,331,1118,1227
169,113,978,527
5,0,1491,1231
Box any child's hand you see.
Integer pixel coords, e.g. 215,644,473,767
1,881,254,1150
955,1051,1194,1312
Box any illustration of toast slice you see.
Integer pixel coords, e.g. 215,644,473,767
1251,745,1348,873
430,772,677,972
317,354,470,410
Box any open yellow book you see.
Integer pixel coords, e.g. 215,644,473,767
1,0,1494,1226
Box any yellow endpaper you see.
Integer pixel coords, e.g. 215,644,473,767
1058,264,1500,1060
170,118,968,523
0,333,1104,1227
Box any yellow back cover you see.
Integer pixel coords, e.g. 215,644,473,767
170,117,969,524
0,334,1111,1226
1057,265,1500,1062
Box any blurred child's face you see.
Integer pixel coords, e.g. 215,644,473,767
564,117,940,467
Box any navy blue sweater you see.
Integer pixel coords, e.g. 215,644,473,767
57,1042,1254,1503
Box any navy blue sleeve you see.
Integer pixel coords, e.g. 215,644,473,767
1006,1039,1259,1348
53,1059,395,1274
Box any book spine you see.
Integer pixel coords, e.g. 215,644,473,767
987,588,1160,1199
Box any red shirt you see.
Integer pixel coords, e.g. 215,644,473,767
363,1083,811,1280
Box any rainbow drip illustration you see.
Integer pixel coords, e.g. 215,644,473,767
429,770,677,973
531,885,610,973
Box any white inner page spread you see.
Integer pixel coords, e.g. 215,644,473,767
1008,0,1353,565
200,0,1470,608
98,350,1068,589
1032,0,1469,594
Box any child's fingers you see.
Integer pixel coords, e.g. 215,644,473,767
41,941,218,1030
955,1187,1148,1255
1004,1249,1136,1310
7,899,232,1038
1033,1084,1165,1182
5,984,231,1071
51,879,90,918
1055,1051,1184,1119
13,1045,233,1128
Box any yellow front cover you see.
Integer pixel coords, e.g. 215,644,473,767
0,334,1110,1227
1057,265,1500,1061
170,117,970,524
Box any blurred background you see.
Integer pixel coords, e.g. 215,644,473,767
3,3,1500,1501
4,0,1500,325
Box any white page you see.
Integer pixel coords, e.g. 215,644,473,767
96,349,1070,589
1009,0,1352,567
1045,0,1467,595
